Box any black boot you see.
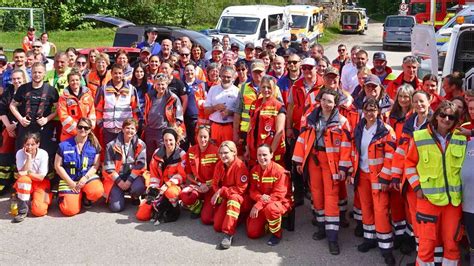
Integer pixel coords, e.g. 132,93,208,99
383,252,396,266
340,212,349,228
328,241,340,255
312,226,326,240
357,240,377,253
399,235,415,255
354,222,363,237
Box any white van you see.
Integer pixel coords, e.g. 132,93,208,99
214,5,291,45
435,5,474,49
286,5,324,43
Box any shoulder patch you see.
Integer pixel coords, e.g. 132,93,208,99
240,175,248,183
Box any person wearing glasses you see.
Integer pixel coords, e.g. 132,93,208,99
75,55,88,80
204,66,238,147
234,61,249,88
54,117,103,216
115,49,133,83
179,125,219,221
405,101,465,265
143,73,184,162
353,74,393,118
205,63,220,92
57,69,96,142
351,98,397,265
103,118,146,212
386,56,422,100
277,54,301,106
331,44,349,74
246,76,286,168
86,53,111,97
177,47,206,85
31,41,47,66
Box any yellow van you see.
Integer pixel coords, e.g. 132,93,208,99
286,5,324,43
340,9,367,34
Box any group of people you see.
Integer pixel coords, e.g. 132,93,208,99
0,28,472,266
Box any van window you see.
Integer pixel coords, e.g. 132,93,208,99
410,3,426,15
453,30,474,73
385,17,415,27
219,16,260,35
291,15,308,29
268,14,284,32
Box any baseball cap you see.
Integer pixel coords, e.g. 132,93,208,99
301,57,316,66
282,36,290,42
231,42,239,49
255,46,263,52
301,37,310,43
140,47,151,54
324,66,339,76
365,74,382,86
146,26,159,33
373,52,387,62
251,60,265,72
0,54,7,62
266,42,276,48
33,41,42,47
245,43,255,50
212,37,220,43
212,45,223,53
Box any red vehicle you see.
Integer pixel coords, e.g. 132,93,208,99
408,0,465,29
78,47,140,65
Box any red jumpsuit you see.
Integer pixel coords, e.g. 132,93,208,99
179,143,219,224
211,158,250,236
246,161,292,239
247,97,286,168
353,118,396,254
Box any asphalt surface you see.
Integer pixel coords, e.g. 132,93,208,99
0,22,417,265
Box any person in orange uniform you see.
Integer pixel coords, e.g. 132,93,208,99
246,76,286,168
54,118,104,216
86,53,111,97
385,56,422,100
57,69,96,142
352,98,397,265
405,101,465,266
179,125,219,222
103,118,147,212
293,89,352,255
12,133,50,223
391,90,433,262
247,144,292,246
136,128,186,224
211,140,250,250
385,84,414,249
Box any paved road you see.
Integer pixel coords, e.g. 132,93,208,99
0,22,416,265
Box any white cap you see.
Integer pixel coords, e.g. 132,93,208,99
301,57,316,66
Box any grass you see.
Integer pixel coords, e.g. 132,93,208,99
319,25,341,45
0,28,115,59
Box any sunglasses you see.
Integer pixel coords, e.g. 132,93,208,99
77,125,91,131
338,49,345,52
180,53,190,56
33,46,42,48
288,60,299,65
301,65,314,71
198,124,211,129
439,112,456,121
237,68,247,72
76,62,87,66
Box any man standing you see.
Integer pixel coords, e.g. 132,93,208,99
332,44,349,73
159,60,188,113
2,48,30,88
158,39,173,62
132,47,151,68
237,43,256,71
371,52,396,88
277,54,301,106
386,56,422,99
276,36,297,57
297,37,311,59
45,52,75,95
137,27,161,55
268,56,286,80
341,46,364,95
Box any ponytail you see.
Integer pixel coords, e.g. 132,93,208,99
88,131,102,153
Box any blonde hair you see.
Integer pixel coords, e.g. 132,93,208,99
357,66,371,75
260,76,279,99
219,141,237,154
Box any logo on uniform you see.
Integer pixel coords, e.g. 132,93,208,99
240,175,248,183
334,139,340,146
264,124,272,132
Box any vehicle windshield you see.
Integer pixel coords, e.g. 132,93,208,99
410,3,426,15
386,17,415,27
218,16,260,35
291,15,308,29
442,15,474,30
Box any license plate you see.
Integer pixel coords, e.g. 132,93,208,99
395,31,405,35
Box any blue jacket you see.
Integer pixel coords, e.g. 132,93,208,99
58,137,98,181
137,41,161,55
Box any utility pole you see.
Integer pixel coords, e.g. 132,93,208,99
430,0,436,26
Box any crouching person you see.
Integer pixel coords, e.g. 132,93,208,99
136,128,186,224
247,144,292,246
211,141,250,250
103,118,147,212
13,133,51,223
54,118,104,216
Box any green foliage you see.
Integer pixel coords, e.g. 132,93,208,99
0,0,290,31
358,0,400,19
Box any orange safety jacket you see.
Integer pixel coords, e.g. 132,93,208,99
149,147,187,188
102,134,147,197
292,107,353,179
187,80,209,125
352,118,396,187
212,158,249,198
87,70,112,97
58,86,96,141
185,143,219,186
387,110,412,141
290,78,323,131
247,97,286,164
391,113,430,189
386,73,422,100
249,161,292,211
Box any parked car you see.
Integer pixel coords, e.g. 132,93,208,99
339,9,367,34
83,14,213,52
382,15,416,50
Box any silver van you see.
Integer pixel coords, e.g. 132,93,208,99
383,15,416,50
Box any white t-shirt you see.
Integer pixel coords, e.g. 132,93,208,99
42,42,52,57
359,123,377,173
341,62,358,95
16,148,49,176
204,84,239,123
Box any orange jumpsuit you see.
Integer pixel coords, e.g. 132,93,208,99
57,86,96,142
293,107,352,242
353,118,396,254
247,97,286,168
87,70,112,98
136,147,187,221
246,161,292,239
179,143,219,224
211,158,250,236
